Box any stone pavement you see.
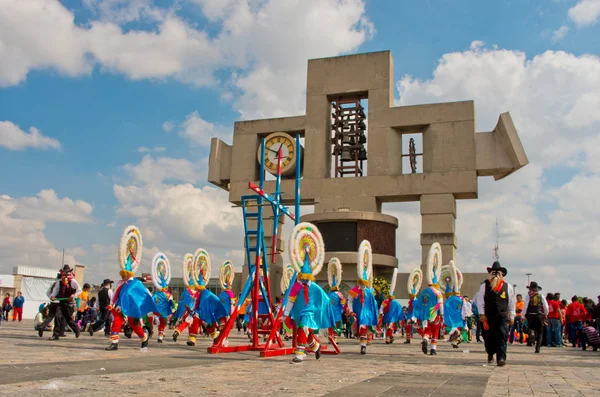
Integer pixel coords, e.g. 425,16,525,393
0,322,598,397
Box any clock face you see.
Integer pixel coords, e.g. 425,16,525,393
258,132,297,175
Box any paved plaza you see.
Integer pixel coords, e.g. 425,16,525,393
0,322,598,397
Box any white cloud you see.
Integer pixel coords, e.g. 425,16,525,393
0,0,373,120
167,111,232,146
123,155,203,184
113,183,243,250
0,192,89,274
0,121,61,151
137,146,166,153
12,189,93,223
552,25,569,42
395,41,600,298
568,0,600,26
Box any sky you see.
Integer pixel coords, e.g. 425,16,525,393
0,0,599,298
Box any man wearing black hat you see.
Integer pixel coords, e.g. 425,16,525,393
89,279,114,336
523,281,548,353
476,261,516,366
44,265,82,338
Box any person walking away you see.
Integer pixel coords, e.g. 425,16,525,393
89,279,114,336
523,281,548,353
476,261,516,366
509,294,525,344
566,296,586,347
545,294,563,347
12,292,25,322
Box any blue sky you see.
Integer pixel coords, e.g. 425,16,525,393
1,0,599,298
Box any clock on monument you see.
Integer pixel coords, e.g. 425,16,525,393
256,132,303,177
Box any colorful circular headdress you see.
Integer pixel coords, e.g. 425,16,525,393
407,267,423,297
119,225,143,276
327,257,343,291
151,252,171,291
219,260,235,290
455,267,463,292
182,253,195,288
439,261,458,295
192,248,211,288
426,242,442,287
357,240,372,286
280,263,295,294
288,222,325,281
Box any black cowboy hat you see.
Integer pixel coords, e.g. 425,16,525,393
486,261,507,276
62,264,73,273
102,278,114,285
526,281,542,291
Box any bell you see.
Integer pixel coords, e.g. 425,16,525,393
358,120,366,130
341,149,352,161
358,147,367,161
349,136,356,146
358,133,367,144
342,134,352,145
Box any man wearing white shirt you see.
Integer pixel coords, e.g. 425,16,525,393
48,264,82,339
476,261,516,367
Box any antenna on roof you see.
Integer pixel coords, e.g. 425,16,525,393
492,218,499,261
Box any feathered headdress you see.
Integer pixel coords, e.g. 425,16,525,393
288,222,325,281
192,248,211,289
426,242,442,288
182,253,195,288
151,252,171,291
357,240,372,287
118,225,143,278
280,263,295,295
407,267,423,297
219,260,235,290
439,260,458,297
327,258,343,291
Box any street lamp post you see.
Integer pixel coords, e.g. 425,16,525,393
525,272,532,286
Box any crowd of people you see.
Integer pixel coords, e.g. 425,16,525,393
1,291,25,323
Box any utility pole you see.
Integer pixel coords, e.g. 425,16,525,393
493,218,499,261
62,248,65,267
525,272,532,286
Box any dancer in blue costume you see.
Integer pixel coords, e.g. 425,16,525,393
218,260,236,316
347,240,378,355
173,253,200,344
285,222,335,364
380,269,402,344
327,258,346,341
189,248,229,346
412,242,444,356
106,226,159,351
403,268,423,344
442,261,467,348
147,252,175,343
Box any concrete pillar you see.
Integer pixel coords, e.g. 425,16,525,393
420,194,457,286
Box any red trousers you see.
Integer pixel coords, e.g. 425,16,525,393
12,307,23,322
111,310,145,340
147,316,167,335
385,323,396,341
295,327,319,357
423,315,442,343
176,316,201,336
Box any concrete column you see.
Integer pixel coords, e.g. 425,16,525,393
420,194,457,286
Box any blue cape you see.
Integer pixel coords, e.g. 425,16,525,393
175,288,196,320
412,287,442,322
152,290,174,318
383,299,403,324
117,278,159,319
352,287,378,327
290,283,335,330
219,291,233,315
328,291,345,322
244,299,270,322
444,295,465,329
196,289,229,325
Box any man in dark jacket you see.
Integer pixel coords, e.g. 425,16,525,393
476,261,516,366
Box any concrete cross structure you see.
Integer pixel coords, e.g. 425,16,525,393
208,50,528,298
